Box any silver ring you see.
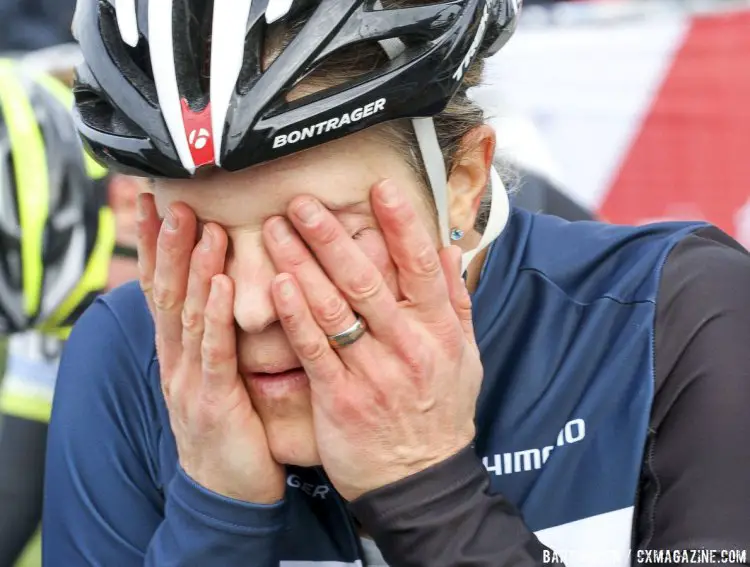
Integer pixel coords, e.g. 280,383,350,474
327,316,367,349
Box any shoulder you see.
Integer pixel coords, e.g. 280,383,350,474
659,225,750,303
511,209,710,304
59,281,156,395
653,226,750,407
87,280,155,363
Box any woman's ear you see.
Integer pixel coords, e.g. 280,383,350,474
447,124,496,241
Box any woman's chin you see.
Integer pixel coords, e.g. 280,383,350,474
251,389,321,466
266,421,322,466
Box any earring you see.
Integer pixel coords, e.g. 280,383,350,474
450,227,464,241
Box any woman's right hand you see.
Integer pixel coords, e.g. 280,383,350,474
136,194,285,504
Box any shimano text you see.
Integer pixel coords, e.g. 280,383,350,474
483,418,586,475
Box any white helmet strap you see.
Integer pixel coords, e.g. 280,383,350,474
378,32,510,275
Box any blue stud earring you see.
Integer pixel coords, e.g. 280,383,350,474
450,227,464,241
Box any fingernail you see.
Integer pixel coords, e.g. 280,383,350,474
200,226,212,250
294,200,321,225
164,207,178,231
270,218,292,244
278,276,295,299
378,180,399,206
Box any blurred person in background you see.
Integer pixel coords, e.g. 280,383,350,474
0,0,76,53
0,60,140,567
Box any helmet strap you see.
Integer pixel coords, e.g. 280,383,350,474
377,33,510,275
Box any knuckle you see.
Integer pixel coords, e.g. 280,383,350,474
280,310,303,334
400,341,432,379
181,304,203,334
391,198,416,223
152,283,182,311
283,249,309,271
331,388,360,422
313,294,350,327
453,282,473,314
202,341,229,368
412,244,441,277
347,266,383,301
139,276,153,297
314,220,340,246
298,338,330,363
203,306,228,329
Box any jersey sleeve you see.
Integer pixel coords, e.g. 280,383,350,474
43,297,287,566
637,226,750,558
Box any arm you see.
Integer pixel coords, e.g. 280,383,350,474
635,227,750,563
43,298,287,566
349,445,560,566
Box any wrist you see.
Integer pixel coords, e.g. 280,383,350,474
182,465,285,505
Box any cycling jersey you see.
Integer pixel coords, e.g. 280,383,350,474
0,331,63,423
43,208,750,566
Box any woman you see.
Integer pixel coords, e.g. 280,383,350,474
44,1,750,566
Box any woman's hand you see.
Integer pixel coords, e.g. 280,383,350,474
263,180,482,501
137,194,285,504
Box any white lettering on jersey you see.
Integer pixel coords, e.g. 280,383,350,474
273,98,387,149
482,418,586,475
287,474,331,499
453,0,494,82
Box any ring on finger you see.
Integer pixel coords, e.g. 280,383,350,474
327,315,367,349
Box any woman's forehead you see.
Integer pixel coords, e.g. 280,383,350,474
152,131,415,224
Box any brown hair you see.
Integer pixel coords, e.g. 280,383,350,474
264,2,496,232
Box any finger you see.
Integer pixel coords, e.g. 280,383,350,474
284,199,402,339
136,193,161,317
441,245,476,347
371,180,451,315
271,273,346,385
153,203,197,372
263,216,379,342
201,275,240,397
182,224,228,364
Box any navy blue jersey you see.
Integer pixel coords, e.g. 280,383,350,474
45,208,742,566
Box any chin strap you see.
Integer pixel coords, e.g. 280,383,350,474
377,31,510,276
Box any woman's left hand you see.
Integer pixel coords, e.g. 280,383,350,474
263,180,483,501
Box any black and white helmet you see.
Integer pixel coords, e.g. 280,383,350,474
72,0,521,268
0,61,114,336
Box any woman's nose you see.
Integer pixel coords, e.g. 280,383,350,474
225,252,279,335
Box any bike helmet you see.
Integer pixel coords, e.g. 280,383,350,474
0,61,115,336
72,0,521,269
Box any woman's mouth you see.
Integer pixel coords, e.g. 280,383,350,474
243,367,310,397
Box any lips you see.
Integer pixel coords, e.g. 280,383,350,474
241,365,304,379
243,366,310,397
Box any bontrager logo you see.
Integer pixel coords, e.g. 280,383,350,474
273,98,387,149
188,128,211,150
482,418,586,475
453,0,494,81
